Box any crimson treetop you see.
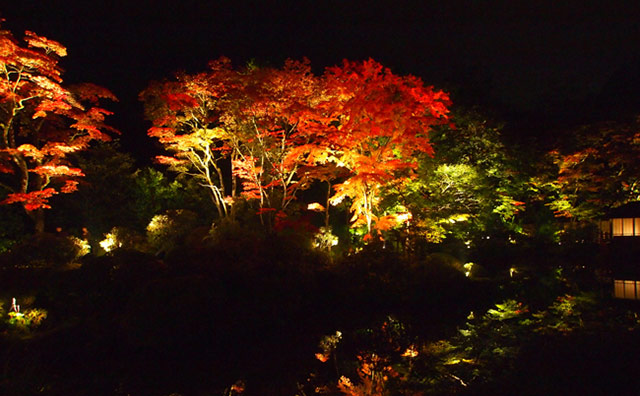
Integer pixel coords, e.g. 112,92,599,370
143,57,451,237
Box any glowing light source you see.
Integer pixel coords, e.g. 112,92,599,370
307,202,326,212
70,236,91,256
99,232,120,252
313,227,339,249
395,212,412,223
614,279,640,299
11,297,19,313
611,217,640,236
463,262,474,277
401,345,419,358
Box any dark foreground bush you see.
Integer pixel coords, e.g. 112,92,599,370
0,232,85,270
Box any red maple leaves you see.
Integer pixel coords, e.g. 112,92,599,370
0,25,117,224
143,57,451,234
322,59,451,232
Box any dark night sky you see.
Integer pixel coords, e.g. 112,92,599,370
3,1,640,156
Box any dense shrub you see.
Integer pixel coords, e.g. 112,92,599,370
420,252,466,281
99,226,149,254
0,233,85,270
0,207,28,254
146,209,200,256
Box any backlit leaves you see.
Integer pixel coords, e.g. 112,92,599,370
0,25,116,215
541,116,640,220
142,57,450,236
1,188,57,211
23,30,66,57
323,59,451,233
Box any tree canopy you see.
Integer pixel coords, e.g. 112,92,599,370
141,57,451,235
0,24,117,232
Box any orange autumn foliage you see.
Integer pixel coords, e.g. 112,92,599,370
324,59,451,233
0,23,117,228
142,57,451,235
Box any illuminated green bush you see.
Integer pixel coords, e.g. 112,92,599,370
99,226,149,254
0,299,47,334
146,209,199,255
7,308,47,332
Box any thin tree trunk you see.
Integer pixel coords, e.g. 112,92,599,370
325,180,331,229
27,207,45,234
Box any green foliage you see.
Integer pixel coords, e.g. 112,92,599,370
207,216,264,257
421,291,640,392
49,143,213,250
0,205,28,254
0,232,86,269
146,209,200,256
381,108,528,252
532,293,598,334
0,298,48,335
535,116,640,222
304,290,640,395
49,142,138,238
312,226,339,248
99,226,150,254
6,308,48,333
131,168,202,228
444,300,528,380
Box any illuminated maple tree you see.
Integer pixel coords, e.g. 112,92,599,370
322,59,451,235
143,57,451,237
142,58,330,225
140,65,234,219
538,116,640,220
0,23,117,232
221,59,329,216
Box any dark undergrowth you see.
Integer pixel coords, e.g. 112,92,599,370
0,233,638,395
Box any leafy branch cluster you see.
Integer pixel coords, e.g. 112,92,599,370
304,292,640,396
